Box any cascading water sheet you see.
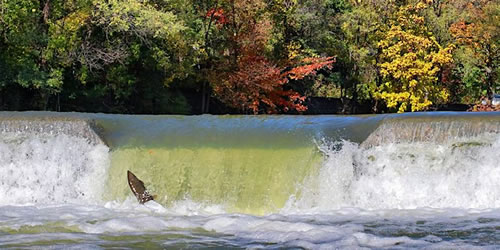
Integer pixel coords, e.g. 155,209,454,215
0,132,109,205
286,134,500,211
0,111,498,249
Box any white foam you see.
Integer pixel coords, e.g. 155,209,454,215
0,132,109,205
0,114,499,248
0,202,499,248
168,199,227,216
202,214,353,247
285,134,500,212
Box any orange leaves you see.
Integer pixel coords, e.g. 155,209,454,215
449,1,497,49
286,57,335,80
213,53,309,114
206,8,227,26
208,0,334,114
449,1,498,100
213,53,334,114
450,21,477,45
450,19,495,55
213,58,278,113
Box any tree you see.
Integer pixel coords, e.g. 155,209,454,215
450,0,499,101
208,0,334,114
0,0,69,108
375,1,454,112
268,0,348,102
0,0,496,114
0,0,192,110
339,0,398,111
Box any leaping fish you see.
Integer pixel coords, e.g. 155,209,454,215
127,170,155,204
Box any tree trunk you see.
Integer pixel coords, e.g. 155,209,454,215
201,82,211,113
205,89,210,113
486,50,495,99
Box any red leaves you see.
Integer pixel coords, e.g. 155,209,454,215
286,57,335,81
208,0,334,114
206,8,226,26
213,54,334,114
213,54,287,114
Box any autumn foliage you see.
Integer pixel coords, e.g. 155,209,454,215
206,8,227,26
209,0,334,114
0,0,496,114
449,0,499,100
375,2,454,113
214,54,334,114
469,104,500,112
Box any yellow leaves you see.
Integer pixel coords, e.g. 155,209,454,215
287,42,301,60
380,91,410,112
415,2,429,10
272,0,298,13
377,39,389,48
409,80,417,88
59,10,90,32
373,2,454,113
432,44,455,65
398,102,408,113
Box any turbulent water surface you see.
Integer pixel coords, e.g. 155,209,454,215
0,111,499,249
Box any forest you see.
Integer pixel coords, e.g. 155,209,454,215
0,0,498,114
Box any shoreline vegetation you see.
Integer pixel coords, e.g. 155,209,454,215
0,0,498,115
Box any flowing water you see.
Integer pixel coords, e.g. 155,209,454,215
0,111,499,249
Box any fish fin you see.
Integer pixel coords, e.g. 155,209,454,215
127,170,155,204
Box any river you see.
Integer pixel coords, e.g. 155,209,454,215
0,111,499,248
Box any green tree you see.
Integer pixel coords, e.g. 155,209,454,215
450,0,499,101
0,0,67,108
339,0,398,110
0,0,193,111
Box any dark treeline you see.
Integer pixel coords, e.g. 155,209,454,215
0,0,498,114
